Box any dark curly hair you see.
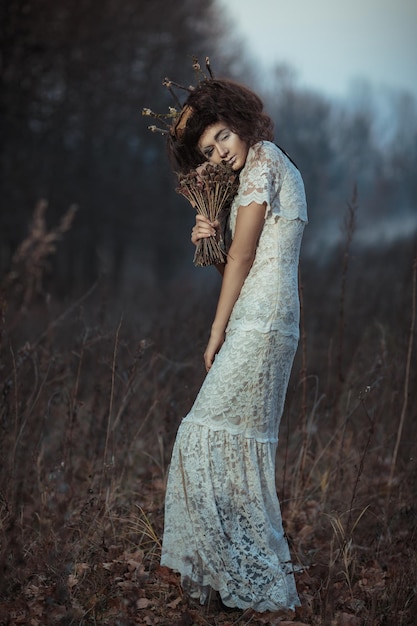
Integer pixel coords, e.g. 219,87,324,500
167,79,274,172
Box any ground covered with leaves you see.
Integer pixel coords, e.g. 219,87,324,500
0,208,416,625
0,450,415,625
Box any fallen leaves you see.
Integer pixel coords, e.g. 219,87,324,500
137,597,153,609
1,460,416,626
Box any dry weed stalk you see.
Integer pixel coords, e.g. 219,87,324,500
337,184,358,383
64,330,89,470
129,505,162,552
326,505,370,596
101,316,124,486
296,266,309,486
111,339,154,434
322,189,360,495
1,200,77,315
388,252,417,491
345,394,375,534
282,375,321,517
337,186,357,388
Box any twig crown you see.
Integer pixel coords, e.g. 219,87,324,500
142,56,214,137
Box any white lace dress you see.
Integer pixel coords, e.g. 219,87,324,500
160,141,308,612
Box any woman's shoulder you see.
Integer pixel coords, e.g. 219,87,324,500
242,142,286,179
249,140,279,159
246,141,287,169
248,141,301,181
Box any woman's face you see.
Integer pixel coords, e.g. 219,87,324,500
198,122,249,171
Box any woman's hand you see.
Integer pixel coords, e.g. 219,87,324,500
191,214,219,246
196,162,209,179
204,328,225,372
190,162,221,245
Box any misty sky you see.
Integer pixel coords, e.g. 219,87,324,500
219,0,417,99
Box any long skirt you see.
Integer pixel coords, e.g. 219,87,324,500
160,329,300,612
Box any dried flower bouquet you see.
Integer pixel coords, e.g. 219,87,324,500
176,162,239,267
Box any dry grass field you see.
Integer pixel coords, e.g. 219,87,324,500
0,205,416,625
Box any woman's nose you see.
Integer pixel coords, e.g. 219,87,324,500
218,145,228,158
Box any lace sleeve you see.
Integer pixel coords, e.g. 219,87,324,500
237,142,308,223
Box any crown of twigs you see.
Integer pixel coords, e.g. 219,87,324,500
142,56,214,137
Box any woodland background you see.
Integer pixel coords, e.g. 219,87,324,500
0,0,416,625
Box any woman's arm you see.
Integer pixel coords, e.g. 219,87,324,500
204,200,265,371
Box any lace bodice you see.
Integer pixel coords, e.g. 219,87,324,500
227,141,307,337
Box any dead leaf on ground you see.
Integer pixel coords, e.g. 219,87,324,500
167,596,183,609
74,562,90,575
337,612,360,626
155,565,181,584
67,574,78,589
137,597,153,609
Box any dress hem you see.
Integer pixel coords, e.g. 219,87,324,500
160,555,301,613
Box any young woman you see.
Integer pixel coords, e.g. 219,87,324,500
160,79,307,612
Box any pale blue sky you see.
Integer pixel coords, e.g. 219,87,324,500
219,0,417,99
